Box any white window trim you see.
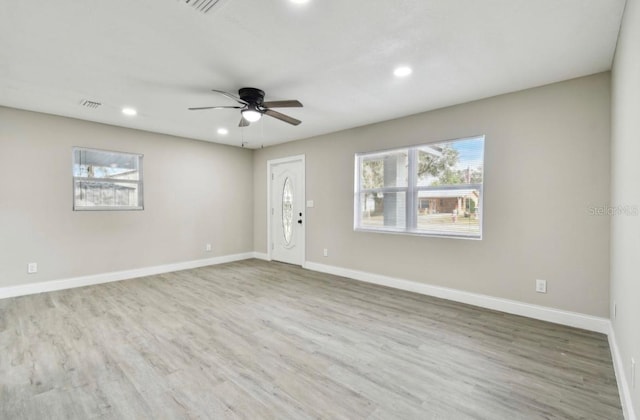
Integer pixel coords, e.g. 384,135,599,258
72,147,144,211
354,136,484,240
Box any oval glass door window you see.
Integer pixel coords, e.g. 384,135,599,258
282,177,294,245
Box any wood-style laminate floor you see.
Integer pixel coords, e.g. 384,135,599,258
0,259,622,419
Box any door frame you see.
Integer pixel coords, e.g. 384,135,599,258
267,154,306,264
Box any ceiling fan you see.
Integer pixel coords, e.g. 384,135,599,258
188,87,303,127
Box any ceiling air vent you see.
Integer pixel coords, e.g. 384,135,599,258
181,0,229,14
80,99,102,109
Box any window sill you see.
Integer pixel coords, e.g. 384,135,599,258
354,227,482,241
73,206,144,211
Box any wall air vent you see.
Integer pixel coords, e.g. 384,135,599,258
181,0,229,14
80,99,102,109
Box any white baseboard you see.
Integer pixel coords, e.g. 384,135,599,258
0,252,256,300
1,254,632,417
302,262,636,416
303,261,610,334
252,252,270,261
609,325,638,420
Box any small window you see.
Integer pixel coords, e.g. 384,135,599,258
72,147,143,211
355,136,484,239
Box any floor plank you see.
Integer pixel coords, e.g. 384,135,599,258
0,259,623,419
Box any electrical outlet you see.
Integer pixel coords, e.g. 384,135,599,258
205,243,212,252
323,248,328,257
27,263,38,274
535,279,547,293
632,358,636,389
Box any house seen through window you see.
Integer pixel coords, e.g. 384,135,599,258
72,147,144,211
355,135,484,239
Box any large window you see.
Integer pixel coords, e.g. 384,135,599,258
355,135,484,239
72,147,144,211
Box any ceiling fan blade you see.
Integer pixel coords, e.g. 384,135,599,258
188,106,243,110
239,116,250,127
264,109,301,126
262,100,303,108
212,89,248,105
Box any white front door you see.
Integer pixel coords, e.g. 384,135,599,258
269,156,305,265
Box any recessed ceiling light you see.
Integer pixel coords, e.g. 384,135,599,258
217,128,229,135
393,66,412,78
122,107,137,116
290,0,310,4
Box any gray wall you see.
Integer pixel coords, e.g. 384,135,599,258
0,107,254,287
611,0,640,413
254,73,611,317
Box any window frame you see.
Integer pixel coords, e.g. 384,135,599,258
72,147,144,211
354,135,484,240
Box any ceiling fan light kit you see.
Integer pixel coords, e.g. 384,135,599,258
189,87,303,127
242,107,262,123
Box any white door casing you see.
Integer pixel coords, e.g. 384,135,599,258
268,155,305,265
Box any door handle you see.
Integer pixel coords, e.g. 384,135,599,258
298,212,302,224
297,219,303,224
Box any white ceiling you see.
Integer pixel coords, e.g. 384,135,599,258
0,0,626,148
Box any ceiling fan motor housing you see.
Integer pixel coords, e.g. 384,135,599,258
238,87,265,106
